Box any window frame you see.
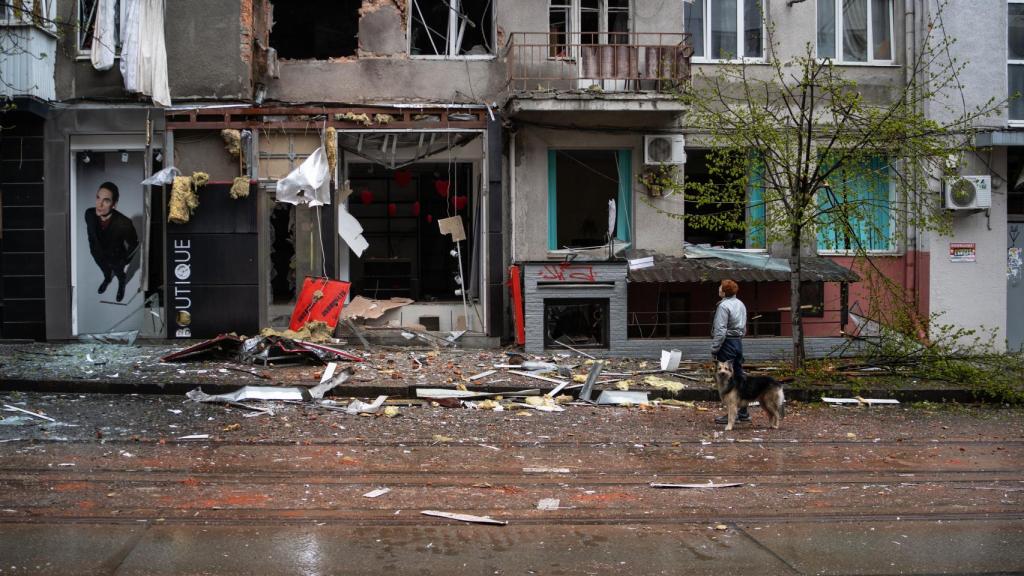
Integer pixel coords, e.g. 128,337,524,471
0,0,57,33
815,157,899,255
547,148,632,251
547,0,633,61
685,0,766,63
816,0,896,65
408,0,497,60
1009,0,1024,124
76,0,123,58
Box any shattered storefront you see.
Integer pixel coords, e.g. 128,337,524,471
163,106,502,341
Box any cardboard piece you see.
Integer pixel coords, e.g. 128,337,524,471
438,215,466,242
339,296,413,320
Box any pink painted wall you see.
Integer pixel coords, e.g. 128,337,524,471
625,251,930,338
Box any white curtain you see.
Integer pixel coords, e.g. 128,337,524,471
90,0,116,71
842,0,868,62
120,0,171,107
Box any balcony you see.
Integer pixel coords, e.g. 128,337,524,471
505,32,691,113
0,19,57,101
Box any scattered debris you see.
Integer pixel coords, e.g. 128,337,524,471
363,488,391,498
537,498,560,510
161,334,362,364
416,388,540,400
421,510,507,526
523,467,571,474
643,375,685,393
822,397,900,405
660,349,682,372
650,482,743,489
577,362,604,403
178,434,210,440
468,370,497,381
346,396,388,415
2,404,56,423
596,390,650,405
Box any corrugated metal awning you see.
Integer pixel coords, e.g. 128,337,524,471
626,250,860,283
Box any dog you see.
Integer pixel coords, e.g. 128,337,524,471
714,360,785,431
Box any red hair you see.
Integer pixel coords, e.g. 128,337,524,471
720,279,739,297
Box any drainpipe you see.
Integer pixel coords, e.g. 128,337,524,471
904,0,919,314
510,131,517,264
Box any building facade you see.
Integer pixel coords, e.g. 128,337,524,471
0,0,1019,356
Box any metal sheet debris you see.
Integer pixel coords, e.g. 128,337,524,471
822,397,900,405
363,488,391,498
660,349,682,372
416,388,540,400
2,404,56,423
596,390,650,405
189,386,308,403
523,467,571,474
468,370,497,381
650,482,744,489
178,434,210,440
578,362,604,403
346,395,388,415
421,510,506,526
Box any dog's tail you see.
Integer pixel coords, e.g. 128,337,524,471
777,387,786,420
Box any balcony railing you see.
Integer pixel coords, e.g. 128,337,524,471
0,20,57,101
506,32,692,94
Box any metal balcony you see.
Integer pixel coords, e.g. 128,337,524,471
0,20,57,101
505,32,692,95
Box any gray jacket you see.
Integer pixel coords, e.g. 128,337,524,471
711,296,747,353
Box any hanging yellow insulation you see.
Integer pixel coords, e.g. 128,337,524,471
167,172,209,224
325,127,337,183
221,129,242,158
230,176,250,199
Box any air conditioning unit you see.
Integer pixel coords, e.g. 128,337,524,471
644,134,686,165
944,175,992,210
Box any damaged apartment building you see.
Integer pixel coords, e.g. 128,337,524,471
1,0,1020,356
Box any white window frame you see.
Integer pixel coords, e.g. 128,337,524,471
547,0,633,60
0,0,57,32
408,0,497,60
1010,0,1024,125
76,0,124,58
816,0,896,65
685,0,765,63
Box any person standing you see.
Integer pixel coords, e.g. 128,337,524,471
711,279,748,424
84,182,138,303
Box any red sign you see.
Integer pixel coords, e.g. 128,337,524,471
289,277,352,331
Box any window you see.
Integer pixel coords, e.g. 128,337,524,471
1010,1,1024,120
684,0,763,60
410,0,494,57
548,150,631,250
1,0,54,26
548,1,631,57
817,0,893,63
682,150,764,248
78,0,121,54
269,0,360,59
816,156,893,252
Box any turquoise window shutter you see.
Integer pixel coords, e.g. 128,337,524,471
548,149,558,250
747,160,766,249
869,156,891,251
616,149,632,242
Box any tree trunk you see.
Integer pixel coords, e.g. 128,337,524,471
790,229,805,370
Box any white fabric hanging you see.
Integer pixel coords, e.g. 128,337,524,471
276,148,332,207
90,0,116,71
119,0,171,107
120,0,141,92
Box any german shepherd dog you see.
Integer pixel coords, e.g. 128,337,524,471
715,360,785,431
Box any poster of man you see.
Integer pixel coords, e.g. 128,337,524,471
85,182,139,302
73,150,145,336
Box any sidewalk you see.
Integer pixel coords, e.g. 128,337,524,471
0,340,998,403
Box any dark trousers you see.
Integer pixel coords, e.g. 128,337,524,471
716,338,747,415
97,259,127,285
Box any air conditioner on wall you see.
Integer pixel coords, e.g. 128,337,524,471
944,175,992,210
644,134,686,165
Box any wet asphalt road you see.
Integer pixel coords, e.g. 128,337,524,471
0,392,1022,575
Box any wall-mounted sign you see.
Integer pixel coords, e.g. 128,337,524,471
949,242,976,263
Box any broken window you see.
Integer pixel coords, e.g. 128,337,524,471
680,149,765,249
410,0,494,56
800,281,824,318
269,0,360,59
549,0,571,57
545,299,609,348
78,0,120,53
548,149,631,250
347,163,473,301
